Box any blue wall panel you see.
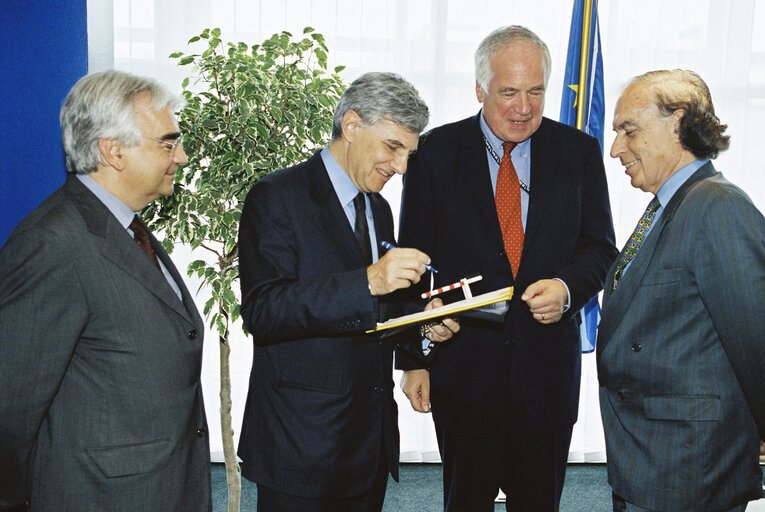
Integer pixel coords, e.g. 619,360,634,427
0,0,88,245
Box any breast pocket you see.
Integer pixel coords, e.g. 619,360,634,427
639,267,682,287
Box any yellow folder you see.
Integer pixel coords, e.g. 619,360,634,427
367,286,513,334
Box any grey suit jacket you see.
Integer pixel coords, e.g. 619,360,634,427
0,177,211,511
597,162,765,511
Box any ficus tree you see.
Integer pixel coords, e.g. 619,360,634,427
143,27,346,511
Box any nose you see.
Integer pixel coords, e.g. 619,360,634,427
513,93,532,116
610,134,624,159
173,144,188,165
391,150,408,175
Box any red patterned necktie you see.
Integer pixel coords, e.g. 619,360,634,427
496,141,523,278
129,214,161,272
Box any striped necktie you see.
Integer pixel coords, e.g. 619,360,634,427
612,197,661,290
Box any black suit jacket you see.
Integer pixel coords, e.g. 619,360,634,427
396,114,617,433
237,151,399,499
0,177,211,511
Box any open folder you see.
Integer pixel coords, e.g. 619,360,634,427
367,286,513,336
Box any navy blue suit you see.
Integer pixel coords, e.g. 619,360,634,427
396,114,617,510
238,151,400,501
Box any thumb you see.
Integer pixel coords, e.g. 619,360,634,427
521,281,544,301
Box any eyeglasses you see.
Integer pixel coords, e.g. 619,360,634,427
143,134,183,156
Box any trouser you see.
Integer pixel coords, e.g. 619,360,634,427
434,407,573,512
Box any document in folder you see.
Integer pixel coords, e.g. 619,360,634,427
367,286,513,335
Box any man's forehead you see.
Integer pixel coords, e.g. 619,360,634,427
373,119,420,148
613,86,655,127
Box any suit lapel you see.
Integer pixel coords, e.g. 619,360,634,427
370,193,394,246
598,162,718,350
524,119,556,254
66,178,197,326
458,114,507,257
308,153,368,269
152,236,204,329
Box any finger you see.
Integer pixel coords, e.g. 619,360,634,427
425,298,444,310
441,317,460,333
420,379,431,412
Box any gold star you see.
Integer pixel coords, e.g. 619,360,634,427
568,84,579,108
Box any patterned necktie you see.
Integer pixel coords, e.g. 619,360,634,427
612,197,661,290
495,141,523,278
129,214,161,272
353,193,372,265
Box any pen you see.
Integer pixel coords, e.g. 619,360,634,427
379,240,438,273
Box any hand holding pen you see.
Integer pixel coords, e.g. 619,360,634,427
379,241,438,273
366,241,433,296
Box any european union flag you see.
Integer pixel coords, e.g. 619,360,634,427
559,0,604,353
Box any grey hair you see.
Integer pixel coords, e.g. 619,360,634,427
60,70,183,174
331,72,429,139
474,25,552,93
627,69,730,159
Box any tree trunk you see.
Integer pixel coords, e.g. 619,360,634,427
219,307,241,512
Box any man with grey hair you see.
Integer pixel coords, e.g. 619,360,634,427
237,71,458,511
396,26,617,510
0,70,211,511
599,69,765,512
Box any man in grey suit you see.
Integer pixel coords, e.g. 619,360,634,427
598,69,765,511
0,70,211,511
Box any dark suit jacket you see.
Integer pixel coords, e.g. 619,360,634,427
237,151,400,499
396,114,617,434
0,177,211,511
597,162,765,511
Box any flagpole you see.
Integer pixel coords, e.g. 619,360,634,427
575,0,593,130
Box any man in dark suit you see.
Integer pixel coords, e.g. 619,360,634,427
237,72,458,512
0,70,211,511
598,69,765,512
396,26,618,511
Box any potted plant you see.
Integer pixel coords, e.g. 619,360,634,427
143,27,346,511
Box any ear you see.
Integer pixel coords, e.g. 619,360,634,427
98,138,126,171
670,109,685,131
341,110,363,143
475,80,485,103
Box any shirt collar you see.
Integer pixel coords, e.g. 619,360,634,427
321,146,362,207
656,159,709,208
479,110,531,157
76,174,137,229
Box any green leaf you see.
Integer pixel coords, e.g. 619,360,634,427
154,27,346,337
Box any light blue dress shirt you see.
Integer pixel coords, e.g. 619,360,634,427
321,147,380,262
76,174,182,300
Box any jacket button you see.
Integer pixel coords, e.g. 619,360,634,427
504,336,512,345
188,329,198,339
197,428,206,438
374,386,384,392
631,343,642,352
617,391,626,401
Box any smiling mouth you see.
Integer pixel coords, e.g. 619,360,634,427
377,168,394,178
623,160,638,169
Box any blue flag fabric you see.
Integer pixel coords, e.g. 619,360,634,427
559,0,604,353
